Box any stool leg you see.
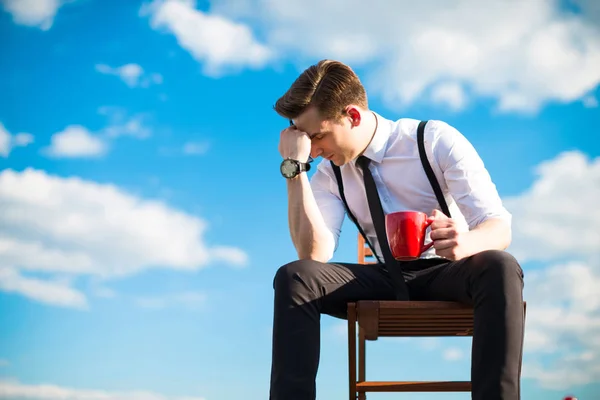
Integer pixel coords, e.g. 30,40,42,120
358,327,366,400
348,304,357,400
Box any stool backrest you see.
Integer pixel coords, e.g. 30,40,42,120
357,233,377,265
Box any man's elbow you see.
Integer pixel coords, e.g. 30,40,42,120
297,252,331,264
476,217,512,250
504,227,512,249
297,238,335,263
498,219,512,250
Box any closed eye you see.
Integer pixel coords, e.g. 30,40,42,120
310,131,328,141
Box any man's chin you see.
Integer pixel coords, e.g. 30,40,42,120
329,156,347,167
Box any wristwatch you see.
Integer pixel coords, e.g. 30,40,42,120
280,158,311,179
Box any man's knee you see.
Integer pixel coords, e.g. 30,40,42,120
471,250,524,285
273,259,323,294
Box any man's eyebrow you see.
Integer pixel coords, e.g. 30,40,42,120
308,130,329,139
289,120,329,139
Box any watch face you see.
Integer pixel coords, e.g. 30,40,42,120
281,159,298,178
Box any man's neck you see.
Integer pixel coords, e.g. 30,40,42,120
356,110,378,157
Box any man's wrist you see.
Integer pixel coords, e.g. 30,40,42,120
286,172,304,182
280,158,311,179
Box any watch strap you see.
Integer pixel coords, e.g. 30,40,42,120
298,161,311,173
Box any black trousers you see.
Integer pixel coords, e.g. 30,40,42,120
269,250,525,400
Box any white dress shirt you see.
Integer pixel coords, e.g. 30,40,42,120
310,112,512,262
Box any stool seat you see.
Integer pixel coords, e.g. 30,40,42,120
358,300,474,340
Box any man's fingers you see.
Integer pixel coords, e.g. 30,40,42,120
429,227,456,241
434,247,457,261
429,209,452,226
431,209,449,220
432,209,444,218
433,239,455,251
430,219,454,230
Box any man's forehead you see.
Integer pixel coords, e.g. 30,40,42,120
294,108,328,132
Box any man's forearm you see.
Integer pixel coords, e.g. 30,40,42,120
287,173,335,262
465,218,512,257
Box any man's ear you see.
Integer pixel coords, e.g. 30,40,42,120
346,107,361,126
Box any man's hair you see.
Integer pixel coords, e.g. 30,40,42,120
274,59,368,122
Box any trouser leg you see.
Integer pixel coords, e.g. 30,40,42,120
269,259,396,400
408,250,525,400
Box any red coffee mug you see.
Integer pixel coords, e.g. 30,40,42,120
385,211,433,261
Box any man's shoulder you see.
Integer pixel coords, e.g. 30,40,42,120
388,117,455,136
386,116,457,138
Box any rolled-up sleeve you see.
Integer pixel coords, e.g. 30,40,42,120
310,162,347,253
431,121,512,230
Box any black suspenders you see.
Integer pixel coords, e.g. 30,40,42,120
416,120,451,217
330,120,451,263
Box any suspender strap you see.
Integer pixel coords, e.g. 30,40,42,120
331,161,384,264
417,120,451,218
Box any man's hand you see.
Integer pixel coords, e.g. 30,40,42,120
278,125,311,162
429,209,472,261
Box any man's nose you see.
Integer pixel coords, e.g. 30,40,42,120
311,147,323,159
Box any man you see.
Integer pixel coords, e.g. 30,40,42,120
271,59,524,400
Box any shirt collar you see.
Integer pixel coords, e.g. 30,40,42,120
352,111,391,166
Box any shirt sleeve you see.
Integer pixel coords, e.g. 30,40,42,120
430,121,512,230
309,161,347,254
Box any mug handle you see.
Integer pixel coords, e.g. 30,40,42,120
421,219,434,253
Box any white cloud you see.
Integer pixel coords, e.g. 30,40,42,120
520,261,600,389
159,141,210,157
1,0,70,30
0,267,88,310
104,117,150,139
0,379,205,400
182,141,209,155
0,125,9,157
500,150,600,389
443,347,464,361
0,168,248,308
96,63,142,87
40,109,152,159
142,0,273,76
430,82,468,111
42,125,107,158
144,73,163,87
208,0,600,113
523,360,600,390
504,151,600,262
134,291,206,310
0,123,34,158
99,107,152,139
13,133,34,147
95,63,163,88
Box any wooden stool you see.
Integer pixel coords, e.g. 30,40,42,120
349,233,525,399
347,300,473,399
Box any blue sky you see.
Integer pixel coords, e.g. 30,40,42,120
0,0,599,399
